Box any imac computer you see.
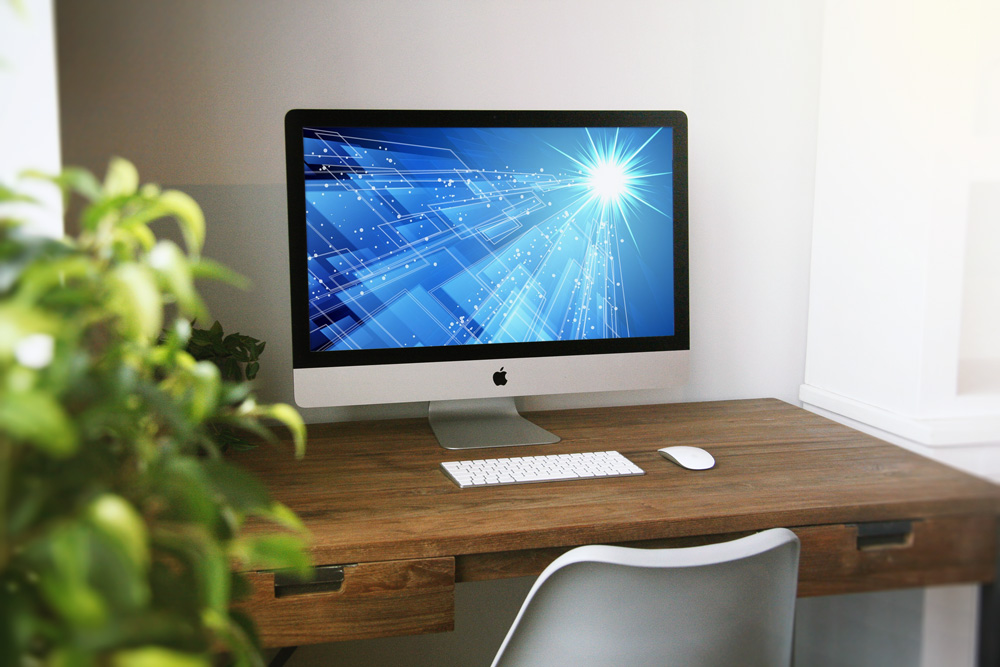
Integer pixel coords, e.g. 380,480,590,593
285,109,689,450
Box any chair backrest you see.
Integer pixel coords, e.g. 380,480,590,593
490,528,800,667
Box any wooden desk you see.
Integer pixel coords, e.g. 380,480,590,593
230,399,1000,652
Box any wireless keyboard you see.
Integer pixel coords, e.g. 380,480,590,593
440,450,645,488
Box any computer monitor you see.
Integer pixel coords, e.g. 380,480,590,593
285,109,689,449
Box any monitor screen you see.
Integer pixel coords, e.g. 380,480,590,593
285,110,688,448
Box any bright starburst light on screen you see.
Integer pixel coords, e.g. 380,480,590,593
551,128,671,246
588,158,629,202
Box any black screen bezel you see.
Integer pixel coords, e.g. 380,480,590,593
285,109,689,370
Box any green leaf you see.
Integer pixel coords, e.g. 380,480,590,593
13,252,95,306
20,165,102,207
35,524,107,627
50,166,103,204
269,404,306,459
240,403,306,460
148,558,202,625
86,494,150,571
110,647,211,667
0,225,71,293
84,521,152,613
151,457,217,524
107,263,163,340
212,414,273,446
200,459,271,514
221,357,241,383
0,388,78,456
148,240,208,323
158,318,193,356
256,501,308,534
131,375,198,446
199,608,263,667
218,380,252,406
0,183,36,204
157,189,205,256
230,533,311,578
0,302,57,358
0,586,34,664
226,607,262,659
102,157,140,199
117,213,158,252
57,166,103,202
154,524,230,614
79,192,131,233
189,256,249,289
181,360,221,423
5,477,49,538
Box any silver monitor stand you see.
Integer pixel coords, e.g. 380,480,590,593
428,397,561,450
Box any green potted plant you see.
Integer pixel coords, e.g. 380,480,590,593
0,159,310,666
186,320,271,453
187,320,266,385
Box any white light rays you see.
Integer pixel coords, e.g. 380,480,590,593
549,128,670,249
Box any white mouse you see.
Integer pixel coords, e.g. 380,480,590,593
658,445,715,470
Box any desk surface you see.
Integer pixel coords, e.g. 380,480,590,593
232,398,1000,647
233,398,999,568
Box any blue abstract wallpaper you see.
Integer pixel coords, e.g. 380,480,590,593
301,125,676,352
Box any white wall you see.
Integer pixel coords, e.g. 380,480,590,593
54,2,957,666
1,0,62,235
802,0,1000,451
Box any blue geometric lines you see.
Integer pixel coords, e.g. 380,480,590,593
301,125,675,353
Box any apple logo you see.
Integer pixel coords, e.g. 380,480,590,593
492,367,508,386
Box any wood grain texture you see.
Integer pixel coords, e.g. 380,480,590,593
238,557,454,646
795,515,998,596
230,399,1000,570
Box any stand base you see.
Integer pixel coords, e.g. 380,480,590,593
428,397,561,450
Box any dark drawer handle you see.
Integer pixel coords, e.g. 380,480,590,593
274,565,348,598
855,520,914,550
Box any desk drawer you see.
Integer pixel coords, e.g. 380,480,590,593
797,515,997,597
239,557,455,647
456,515,996,598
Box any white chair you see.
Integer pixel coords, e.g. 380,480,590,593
490,528,800,667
